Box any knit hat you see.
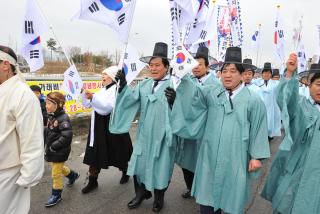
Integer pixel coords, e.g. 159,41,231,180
102,66,118,82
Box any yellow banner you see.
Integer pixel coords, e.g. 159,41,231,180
27,80,102,115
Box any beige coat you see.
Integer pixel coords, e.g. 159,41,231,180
0,74,44,213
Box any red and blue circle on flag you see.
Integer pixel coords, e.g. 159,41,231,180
30,36,41,45
68,80,75,94
100,0,123,11
176,52,186,64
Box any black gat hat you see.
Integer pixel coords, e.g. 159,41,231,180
242,58,257,71
140,42,170,64
262,62,272,73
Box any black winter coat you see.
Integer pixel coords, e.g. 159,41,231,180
45,109,73,162
40,99,48,126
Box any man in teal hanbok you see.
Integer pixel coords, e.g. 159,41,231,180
172,46,220,199
262,56,320,214
166,47,270,214
110,42,176,213
258,63,282,140
297,65,319,99
242,58,262,97
272,69,281,80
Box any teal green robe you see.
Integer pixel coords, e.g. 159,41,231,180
175,74,220,172
171,76,270,214
109,78,177,191
261,75,320,214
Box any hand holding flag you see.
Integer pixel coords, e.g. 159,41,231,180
170,45,198,89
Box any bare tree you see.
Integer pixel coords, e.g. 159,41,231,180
99,51,113,68
68,46,82,64
114,49,121,64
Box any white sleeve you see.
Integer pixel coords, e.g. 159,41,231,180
15,90,44,187
91,87,116,115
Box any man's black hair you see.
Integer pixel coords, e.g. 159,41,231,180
221,63,245,73
150,57,170,68
30,85,42,93
195,57,209,67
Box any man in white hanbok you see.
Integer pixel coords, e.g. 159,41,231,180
0,45,44,214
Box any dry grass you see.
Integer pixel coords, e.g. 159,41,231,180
36,61,104,74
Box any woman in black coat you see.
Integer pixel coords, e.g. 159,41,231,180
82,66,133,194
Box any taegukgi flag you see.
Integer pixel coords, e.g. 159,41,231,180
74,0,136,43
21,0,49,72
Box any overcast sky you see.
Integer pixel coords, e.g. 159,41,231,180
1,0,319,67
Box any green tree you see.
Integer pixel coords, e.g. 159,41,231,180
47,38,57,61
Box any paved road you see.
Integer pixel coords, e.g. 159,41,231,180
29,127,281,214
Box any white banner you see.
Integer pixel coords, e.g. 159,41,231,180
217,6,232,62
226,0,244,47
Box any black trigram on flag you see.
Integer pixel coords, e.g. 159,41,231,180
204,0,210,8
170,7,181,21
131,63,137,72
89,2,99,13
199,42,207,47
30,50,39,59
193,19,198,28
277,30,284,39
200,30,207,40
118,13,125,25
124,53,129,60
68,70,75,77
25,21,34,34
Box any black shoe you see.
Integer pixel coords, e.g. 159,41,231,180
152,198,164,212
82,176,98,194
120,173,130,184
127,192,152,209
66,171,80,187
181,189,191,198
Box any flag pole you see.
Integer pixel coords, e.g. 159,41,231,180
277,4,286,73
255,24,261,66
111,0,137,125
34,0,73,66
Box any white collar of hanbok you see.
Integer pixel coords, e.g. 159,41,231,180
308,96,317,105
153,74,170,83
225,83,245,100
195,73,211,84
308,96,320,112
